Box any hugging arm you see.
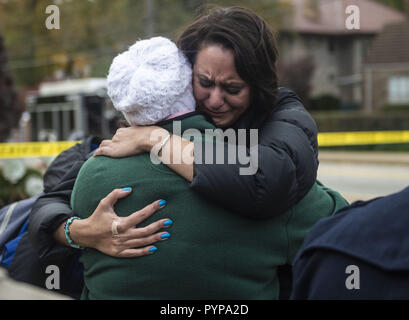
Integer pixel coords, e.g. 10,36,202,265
95,90,318,219
27,138,171,263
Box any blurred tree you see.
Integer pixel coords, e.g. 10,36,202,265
194,0,290,29
0,0,287,89
277,55,316,107
0,0,197,87
0,29,24,141
374,0,408,12
0,0,39,86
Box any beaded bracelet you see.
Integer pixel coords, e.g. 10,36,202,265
64,216,84,249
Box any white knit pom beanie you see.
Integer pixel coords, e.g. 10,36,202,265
107,36,196,126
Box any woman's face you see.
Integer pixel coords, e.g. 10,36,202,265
193,44,251,128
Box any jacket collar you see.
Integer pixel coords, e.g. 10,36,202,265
157,111,216,135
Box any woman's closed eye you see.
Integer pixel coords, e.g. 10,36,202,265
224,86,242,95
197,75,243,95
199,79,214,88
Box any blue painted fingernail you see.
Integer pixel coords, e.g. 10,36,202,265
149,247,157,253
159,200,167,207
163,219,173,227
122,187,132,191
161,232,170,239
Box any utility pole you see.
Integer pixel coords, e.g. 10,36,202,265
145,0,156,37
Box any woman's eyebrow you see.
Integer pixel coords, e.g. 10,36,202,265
197,74,245,86
197,74,213,81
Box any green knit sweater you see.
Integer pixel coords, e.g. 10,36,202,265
71,114,348,300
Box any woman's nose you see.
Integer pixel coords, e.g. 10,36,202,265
208,88,224,109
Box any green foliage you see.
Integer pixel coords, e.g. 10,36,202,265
0,0,199,88
381,104,409,112
201,0,291,29
0,0,288,89
309,94,341,111
374,0,407,12
320,144,409,152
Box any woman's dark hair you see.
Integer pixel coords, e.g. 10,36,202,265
177,6,279,115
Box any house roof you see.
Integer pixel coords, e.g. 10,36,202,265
365,21,409,64
280,0,407,35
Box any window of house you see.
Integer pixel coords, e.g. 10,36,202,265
388,76,409,104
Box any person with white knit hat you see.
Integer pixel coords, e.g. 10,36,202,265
70,35,221,266
70,35,272,299
71,34,346,299
32,7,342,301
107,36,196,126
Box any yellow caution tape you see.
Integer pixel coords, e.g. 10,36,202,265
0,141,81,159
1,130,409,158
318,130,409,147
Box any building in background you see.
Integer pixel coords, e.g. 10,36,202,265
278,0,407,110
364,21,409,111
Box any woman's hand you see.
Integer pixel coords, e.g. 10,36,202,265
60,188,172,258
93,125,194,181
93,126,167,158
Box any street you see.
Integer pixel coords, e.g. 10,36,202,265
318,161,409,203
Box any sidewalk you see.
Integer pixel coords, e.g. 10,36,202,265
318,151,409,166
0,268,71,300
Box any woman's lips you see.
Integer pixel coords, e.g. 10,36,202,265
205,109,228,118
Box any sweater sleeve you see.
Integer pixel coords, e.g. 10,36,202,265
191,90,318,219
